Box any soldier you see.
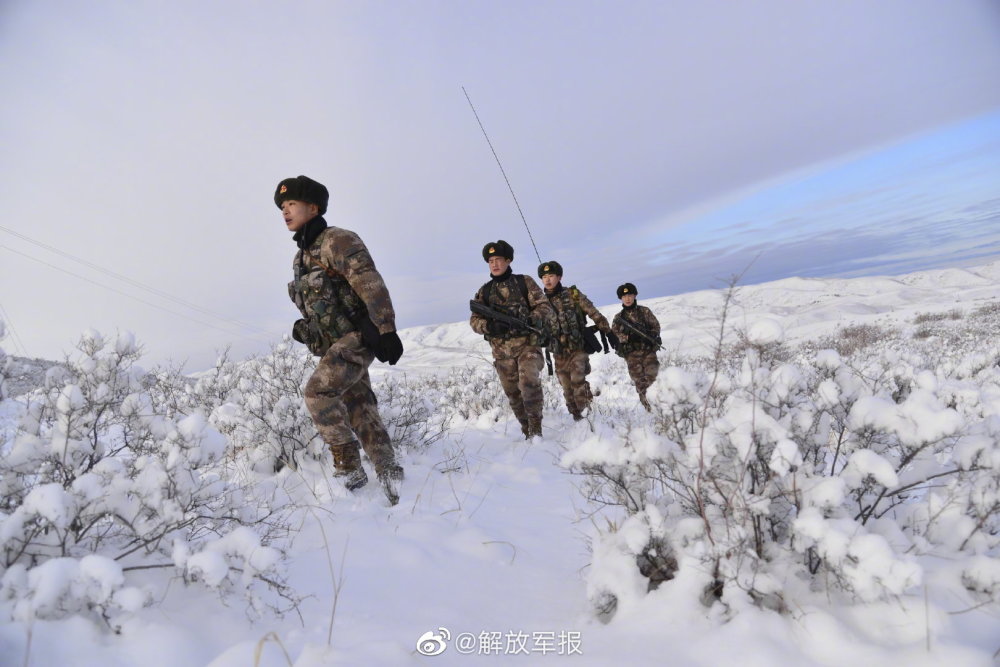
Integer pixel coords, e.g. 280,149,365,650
537,261,619,420
469,240,556,439
611,282,662,411
278,175,405,504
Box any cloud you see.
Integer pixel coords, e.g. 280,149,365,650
2,2,1000,368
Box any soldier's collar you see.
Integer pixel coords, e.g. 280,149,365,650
293,215,328,250
622,302,638,311
489,266,514,282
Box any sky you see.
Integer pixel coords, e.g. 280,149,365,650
2,0,1000,370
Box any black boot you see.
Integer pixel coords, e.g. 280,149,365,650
330,442,369,491
376,462,404,506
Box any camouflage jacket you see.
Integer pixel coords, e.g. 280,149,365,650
470,271,556,359
289,225,396,355
545,284,612,354
612,304,661,356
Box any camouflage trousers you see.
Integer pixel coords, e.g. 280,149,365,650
553,349,593,417
303,332,397,473
491,337,545,432
625,350,660,408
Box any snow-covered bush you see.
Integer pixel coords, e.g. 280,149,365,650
566,294,1000,620
0,319,9,401
199,341,323,473
0,331,295,628
188,341,451,470
373,373,447,453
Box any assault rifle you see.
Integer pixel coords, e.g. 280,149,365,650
469,300,545,337
617,317,664,351
470,300,553,375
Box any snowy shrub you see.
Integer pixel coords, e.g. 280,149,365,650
819,322,897,358
431,365,510,424
373,373,447,452
200,341,323,473
0,332,296,628
566,295,1000,620
913,309,963,324
0,323,8,402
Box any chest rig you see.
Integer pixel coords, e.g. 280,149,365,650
480,274,542,345
547,286,588,353
288,234,368,356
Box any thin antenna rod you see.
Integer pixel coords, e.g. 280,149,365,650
462,86,542,263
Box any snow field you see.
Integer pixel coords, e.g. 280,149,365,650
3,261,1000,665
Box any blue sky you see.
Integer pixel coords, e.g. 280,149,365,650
618,111,1000,297
2,1,999,368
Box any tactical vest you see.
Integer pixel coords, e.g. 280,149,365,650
547,286,588,353
480,274,542,345
288,238,368,356
616,308,657,356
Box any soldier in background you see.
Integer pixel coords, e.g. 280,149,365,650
278,175,405,504
538,261,619,420
469,241,556,439
611,282,661,411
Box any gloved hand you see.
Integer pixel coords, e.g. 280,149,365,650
292,319,310,344
606,331,620,350
374,331,404,365
361,318,403,364
488,320,511,337
655,336,662,346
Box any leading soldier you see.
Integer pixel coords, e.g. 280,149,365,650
278,175,405,504
537,261,619,420
469,241,556,439
611,282,662,412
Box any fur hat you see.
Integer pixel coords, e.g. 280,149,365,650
482,240,514,262
617,282,638,299
537,260,563,278
274,175,329,215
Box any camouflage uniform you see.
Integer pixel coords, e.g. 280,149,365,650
612,304,661,410
289,223,402,486
470,272,556,437
544,285,613,419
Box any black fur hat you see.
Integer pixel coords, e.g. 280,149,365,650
537,260,563,278
482,240,514,262
274,175,329,215
617,282,638,298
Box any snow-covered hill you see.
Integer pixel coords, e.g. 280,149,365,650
395,261,1000,373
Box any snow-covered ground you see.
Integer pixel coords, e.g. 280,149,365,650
3,262,1000,666
396,262,1000,374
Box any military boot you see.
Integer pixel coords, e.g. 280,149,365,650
525,418,543,439
376,463,404,506
330,442,368,491
639,393,652,412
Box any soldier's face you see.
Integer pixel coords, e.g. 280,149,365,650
282,200,319,232
488,256,511,276
621,294,636,307
541,274,561,290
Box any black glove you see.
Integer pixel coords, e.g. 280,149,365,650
607,331,620,350
374,331,404,365
488,320,511,337
292,319,309,344
361,318,403,364
655,336,662,346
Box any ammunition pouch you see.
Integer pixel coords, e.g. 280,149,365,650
289,262,369,357
292,316,333,357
